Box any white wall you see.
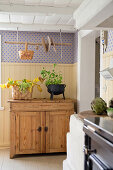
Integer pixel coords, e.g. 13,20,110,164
77,31,97,113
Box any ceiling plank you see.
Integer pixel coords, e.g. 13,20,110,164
0,13,9,22
34,16,46,24
24,0,41,5
57,15,71,25
44,15,60,25
10,14,34,24
0,4,74,15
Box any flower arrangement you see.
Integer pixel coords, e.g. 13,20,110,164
0,77,42,92
0,77,43,99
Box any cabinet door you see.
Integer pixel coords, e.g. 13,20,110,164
46,111,71,153
15,112,45,154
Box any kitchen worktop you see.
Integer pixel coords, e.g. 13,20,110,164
78,110,107,120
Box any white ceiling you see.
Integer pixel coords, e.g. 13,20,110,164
0,13,75,25
0,0,83,8
0,0,84,32
98,16,113,28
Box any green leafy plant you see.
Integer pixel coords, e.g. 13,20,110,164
40,64,63,86
109,98,113,108
91,97,107,115
107,107,113,112
18,79,32,93
107,107,113,117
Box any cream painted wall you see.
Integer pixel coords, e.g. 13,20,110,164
77,31,96,113
101,52,113,105
0,62,77,147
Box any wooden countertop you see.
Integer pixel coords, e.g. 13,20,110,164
8,98,76,103
78,110,107,120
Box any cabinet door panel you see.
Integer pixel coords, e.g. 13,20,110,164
16,112,42,154
46,111,71,153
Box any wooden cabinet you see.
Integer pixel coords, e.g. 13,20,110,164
15,112,42,154
46,111,69,153
9,99,74,158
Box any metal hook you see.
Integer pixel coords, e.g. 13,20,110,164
60,29,62,59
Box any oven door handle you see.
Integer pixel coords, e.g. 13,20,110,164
89,154,112,170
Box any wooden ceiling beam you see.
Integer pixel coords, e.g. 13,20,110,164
0,22,75,32
0,4,74,15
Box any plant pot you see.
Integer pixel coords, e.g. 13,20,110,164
107,109,113,118
12,86,32,100
47,84,66,100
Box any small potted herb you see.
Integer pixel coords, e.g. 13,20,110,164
107,98,113,118
107,108,113,118
41,64,66,100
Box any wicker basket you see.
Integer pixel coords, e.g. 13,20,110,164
19,50,34,60
12,86,32,100
19,42,34,60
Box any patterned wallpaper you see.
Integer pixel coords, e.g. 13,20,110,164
73,31,78,63
0,31,78,64
106,30,113,53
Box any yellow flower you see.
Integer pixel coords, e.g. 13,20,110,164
28,87,32,93
33,77,39,83
37,85,42,92
6,83,10,88
0,84,6,88
8,78,12,81
26,80,31,82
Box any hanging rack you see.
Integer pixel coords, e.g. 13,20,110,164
5,32,72,59
5,41,72,46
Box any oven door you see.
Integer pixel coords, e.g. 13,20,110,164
89,154,112,170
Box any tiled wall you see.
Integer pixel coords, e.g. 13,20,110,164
0,31,78,64
106,30,113,53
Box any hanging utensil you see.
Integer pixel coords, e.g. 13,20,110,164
51,38,56,53
47,36,51,52
36,46,38,50
42,37,48,53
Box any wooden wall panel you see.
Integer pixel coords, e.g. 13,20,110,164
0,62,77,147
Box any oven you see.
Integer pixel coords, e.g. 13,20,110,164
83,117,113,170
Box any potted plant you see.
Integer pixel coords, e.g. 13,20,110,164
107,108,113,118
107,98,113,117
40,64,66,100
0,77,43,100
